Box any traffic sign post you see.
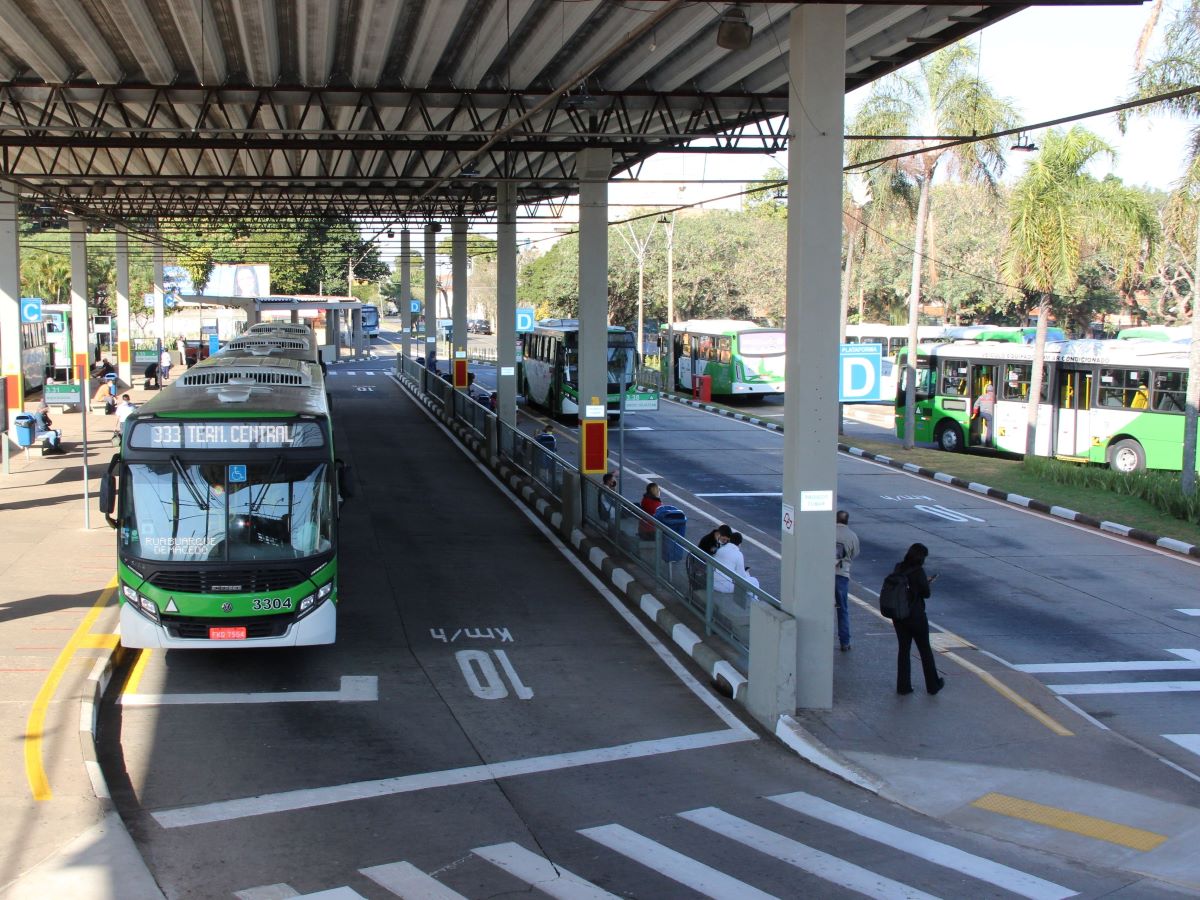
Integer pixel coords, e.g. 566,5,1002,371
20,297,42,324
838,343,883,403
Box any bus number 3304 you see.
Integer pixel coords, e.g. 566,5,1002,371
252,597,292,610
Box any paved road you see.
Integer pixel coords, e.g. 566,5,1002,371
465,350,1200,784
97,351,1149,899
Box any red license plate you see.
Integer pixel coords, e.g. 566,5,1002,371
209,626,247,640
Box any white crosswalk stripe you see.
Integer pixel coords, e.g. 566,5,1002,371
360,861,468,899
471,842,618,899
1164,733,1200,759
579,823,778,899
238,794,1079,900
767,792,1077,900
679,806,940,900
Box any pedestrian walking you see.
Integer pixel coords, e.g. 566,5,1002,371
835,510,860,651
890,543,943,696
159,348,173,383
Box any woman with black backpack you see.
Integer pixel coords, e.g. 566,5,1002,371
890,543,943,696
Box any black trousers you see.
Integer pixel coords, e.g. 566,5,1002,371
893,613,939,692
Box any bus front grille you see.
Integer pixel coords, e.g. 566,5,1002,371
145,569,307,594
162,613,293,640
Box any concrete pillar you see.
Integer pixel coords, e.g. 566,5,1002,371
330,309,340,359
351,307,363,359
779,6,846,710
152,230,165,348
496,182,517,430
576,148,611,467
290,308,299,324
400,229,412,360
115,226,132,387
451,216,468,369
69,217,90,379
424,224,438,367
0,184,22,429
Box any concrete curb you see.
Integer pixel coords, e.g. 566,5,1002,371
393,370,749,704
661,391,1200,560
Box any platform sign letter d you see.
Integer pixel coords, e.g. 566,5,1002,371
839,343,882,403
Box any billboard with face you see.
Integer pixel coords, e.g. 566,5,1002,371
166,264,271,298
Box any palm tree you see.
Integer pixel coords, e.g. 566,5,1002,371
852,43,1018,448
1004,127,1158,457
1124,0,1200,491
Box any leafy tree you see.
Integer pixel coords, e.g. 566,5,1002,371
744,165,787,219
852,42,1018,448
1124,0,1200,489
1004,127,1157,456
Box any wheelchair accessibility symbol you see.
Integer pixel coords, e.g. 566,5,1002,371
228,465,247,483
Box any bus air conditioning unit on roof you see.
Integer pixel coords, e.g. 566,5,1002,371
178,365,310,388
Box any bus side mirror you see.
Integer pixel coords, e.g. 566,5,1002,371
336,459,356,500
99,453,119,528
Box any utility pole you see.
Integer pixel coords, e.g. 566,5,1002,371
617,222,657,360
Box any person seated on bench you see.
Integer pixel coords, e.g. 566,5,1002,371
34,402,64,455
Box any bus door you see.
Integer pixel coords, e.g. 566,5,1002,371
1055,368,1092,458
676,333,695,390
968,364,997,446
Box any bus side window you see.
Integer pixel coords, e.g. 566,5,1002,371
1154,371,1186,413
939,360,968,397
718,337,732,365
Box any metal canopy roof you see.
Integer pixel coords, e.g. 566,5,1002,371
0,1,1124,224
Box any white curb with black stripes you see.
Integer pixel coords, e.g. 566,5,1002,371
661,390,1200,560
392,368,749,703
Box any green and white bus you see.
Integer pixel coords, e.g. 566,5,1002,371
845,323,944,358
100,351,352,648
1116,325,1191,342
895,339,1196,472
519,319,656,416
662,319,786,395
940,324,1066,344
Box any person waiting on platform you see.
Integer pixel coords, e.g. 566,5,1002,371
638,482,662,540
34,402,64,455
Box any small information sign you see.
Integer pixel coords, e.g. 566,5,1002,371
800,490,834,512
44,383,82,405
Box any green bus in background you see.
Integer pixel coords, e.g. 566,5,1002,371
661,319,786,396
519,319,656,417
896,338,1195,473
100,339,354,648
940,324,1066,344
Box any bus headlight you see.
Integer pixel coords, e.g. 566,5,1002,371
297,582,334,619
122,584,159,623
317,583,332,600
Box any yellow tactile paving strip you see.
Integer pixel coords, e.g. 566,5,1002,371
972,792,1168,852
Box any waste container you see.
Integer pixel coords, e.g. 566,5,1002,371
14,413,35,447
692,374,712,403
655,504,687,562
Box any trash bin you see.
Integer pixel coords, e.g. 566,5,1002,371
692,374,712,403
655,504,687,562
14,413,35,447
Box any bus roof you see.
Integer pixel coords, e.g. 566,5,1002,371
246,322,314,337
910,338,1191,368
669,319,779,333
219,331,319,363
534,318,625,333
1116,325,1191,341
132,356,328,419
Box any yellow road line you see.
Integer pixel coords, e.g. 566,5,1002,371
24,576,118,801
943,650,1074,736
123,648,152,695
77,634,119,650
972,792,1167,852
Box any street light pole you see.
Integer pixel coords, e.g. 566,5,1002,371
659,210,677,392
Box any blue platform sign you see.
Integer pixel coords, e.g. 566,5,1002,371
839,343,883,403
516,308,536,333
410,300,421,314
208,334,220,356
20,297,42,324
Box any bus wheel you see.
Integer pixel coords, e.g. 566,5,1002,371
935,421,964,453
1108,439,1146,474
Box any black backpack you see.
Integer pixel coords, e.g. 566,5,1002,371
878,571,911,620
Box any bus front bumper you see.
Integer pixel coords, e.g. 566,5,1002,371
732,383,785,394
119,600,336,649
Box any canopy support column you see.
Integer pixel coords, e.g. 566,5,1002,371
115,226,131,386
496,182,517,429
451,216,468,372
424,224,439,368
0,183,22,431
576,148,611,468
780,5,845,710
400,229,412,360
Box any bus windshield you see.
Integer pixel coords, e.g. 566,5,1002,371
607,339,635,383
361,306,379,328
737,331,785,356
122,459,333,563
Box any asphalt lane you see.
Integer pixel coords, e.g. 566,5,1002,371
513,381,1200,781
96,350,1143,898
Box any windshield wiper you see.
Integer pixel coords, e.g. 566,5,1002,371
250,455,284,514
170,455,209,511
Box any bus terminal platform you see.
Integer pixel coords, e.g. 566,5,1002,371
0,359,1198,897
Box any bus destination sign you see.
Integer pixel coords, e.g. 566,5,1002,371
130,420,324,450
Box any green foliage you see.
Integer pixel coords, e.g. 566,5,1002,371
744,165,787,218
1022,455,1200,525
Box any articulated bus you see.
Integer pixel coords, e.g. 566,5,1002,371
519,319,653,416
940,324,1066,344
662,319,786,395
100,349,352,648
844,323,944,359
895,339,1196,472
222,329,321,365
